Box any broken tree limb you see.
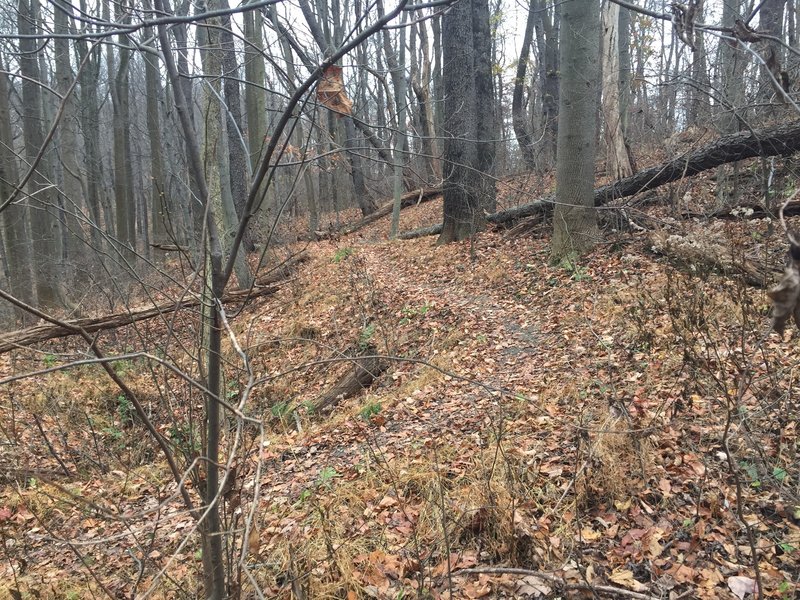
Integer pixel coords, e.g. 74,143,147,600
318,187,441,238
0,254,307,354
398,223,443,240
400,118,800,238
313,348,387,413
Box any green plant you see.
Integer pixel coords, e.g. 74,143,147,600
43,353,57,367
111,358,133,376
103,426,123,441
317,466,340,487
558,254,591,281
116,394,133,425
399,303,431,325
270,401,292,420
358,323,376,350
359,400,382,420
332,247,354,263
778,542,796,554
169,424,201,455
225,380,239,400
740,461,761,488
778,580,795,599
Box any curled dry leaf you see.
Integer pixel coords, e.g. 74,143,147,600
247,526,260,557
767,260,800,335
317,65,353,117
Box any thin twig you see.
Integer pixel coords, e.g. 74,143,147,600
454,567,663,600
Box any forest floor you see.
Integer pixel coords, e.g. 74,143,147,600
1,173,800,599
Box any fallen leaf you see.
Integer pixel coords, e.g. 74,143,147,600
515,575,552,597
248,526,260,556
609,568,649,592
727,575,757,600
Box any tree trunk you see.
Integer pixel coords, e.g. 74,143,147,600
53,0,86,281
686,0,711,126
18,0,61,310
758,0,787,110
108,0,136,264
550,0,600,261
536,0,560,167
601,0,633,180
74,10,106,260
387,7,409,237
0,257,303,354
198,9,253,290
0,64,34,321
513,0,537,171
472,0,497,213
216,0,256,251
715,0,746,205
411,18,440,182
438,0,482,243
143,12,169,247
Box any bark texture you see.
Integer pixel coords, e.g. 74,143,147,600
438,0,495,243
551,0,600,261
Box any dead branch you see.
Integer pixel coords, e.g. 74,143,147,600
0,254,307,354
313,347,387,413
454,567,662,600
318,187,441,239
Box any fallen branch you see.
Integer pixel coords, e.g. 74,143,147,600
397,223,443,240
317,187,441,238
0,254,307,354
454,567,662,600
313,346,387,413
400,118,800,238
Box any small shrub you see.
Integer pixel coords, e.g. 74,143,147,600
332,247,354,263
359,400,382,421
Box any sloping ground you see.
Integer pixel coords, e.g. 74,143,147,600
1,197,799,599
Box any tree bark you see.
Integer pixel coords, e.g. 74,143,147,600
535,0,560,167
74,8,106,260
53,0,86,277
0,64,34,321
216,0,256,251
472,0,497,213
551,0,600,261
438,0,495,243
512,0,538,171
18,0,62,309
198,6,253,289
601,0,633,180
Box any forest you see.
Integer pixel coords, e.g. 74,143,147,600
1,0,800,597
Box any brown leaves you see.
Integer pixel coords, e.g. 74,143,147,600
767,259,800,336
317,65,352,117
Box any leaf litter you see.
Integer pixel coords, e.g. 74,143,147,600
0,196,799,599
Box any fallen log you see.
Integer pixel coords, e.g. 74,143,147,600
0,254,307,354
316,187,441,239
400,118,800,238
313,348,387,413
398,223,443,240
